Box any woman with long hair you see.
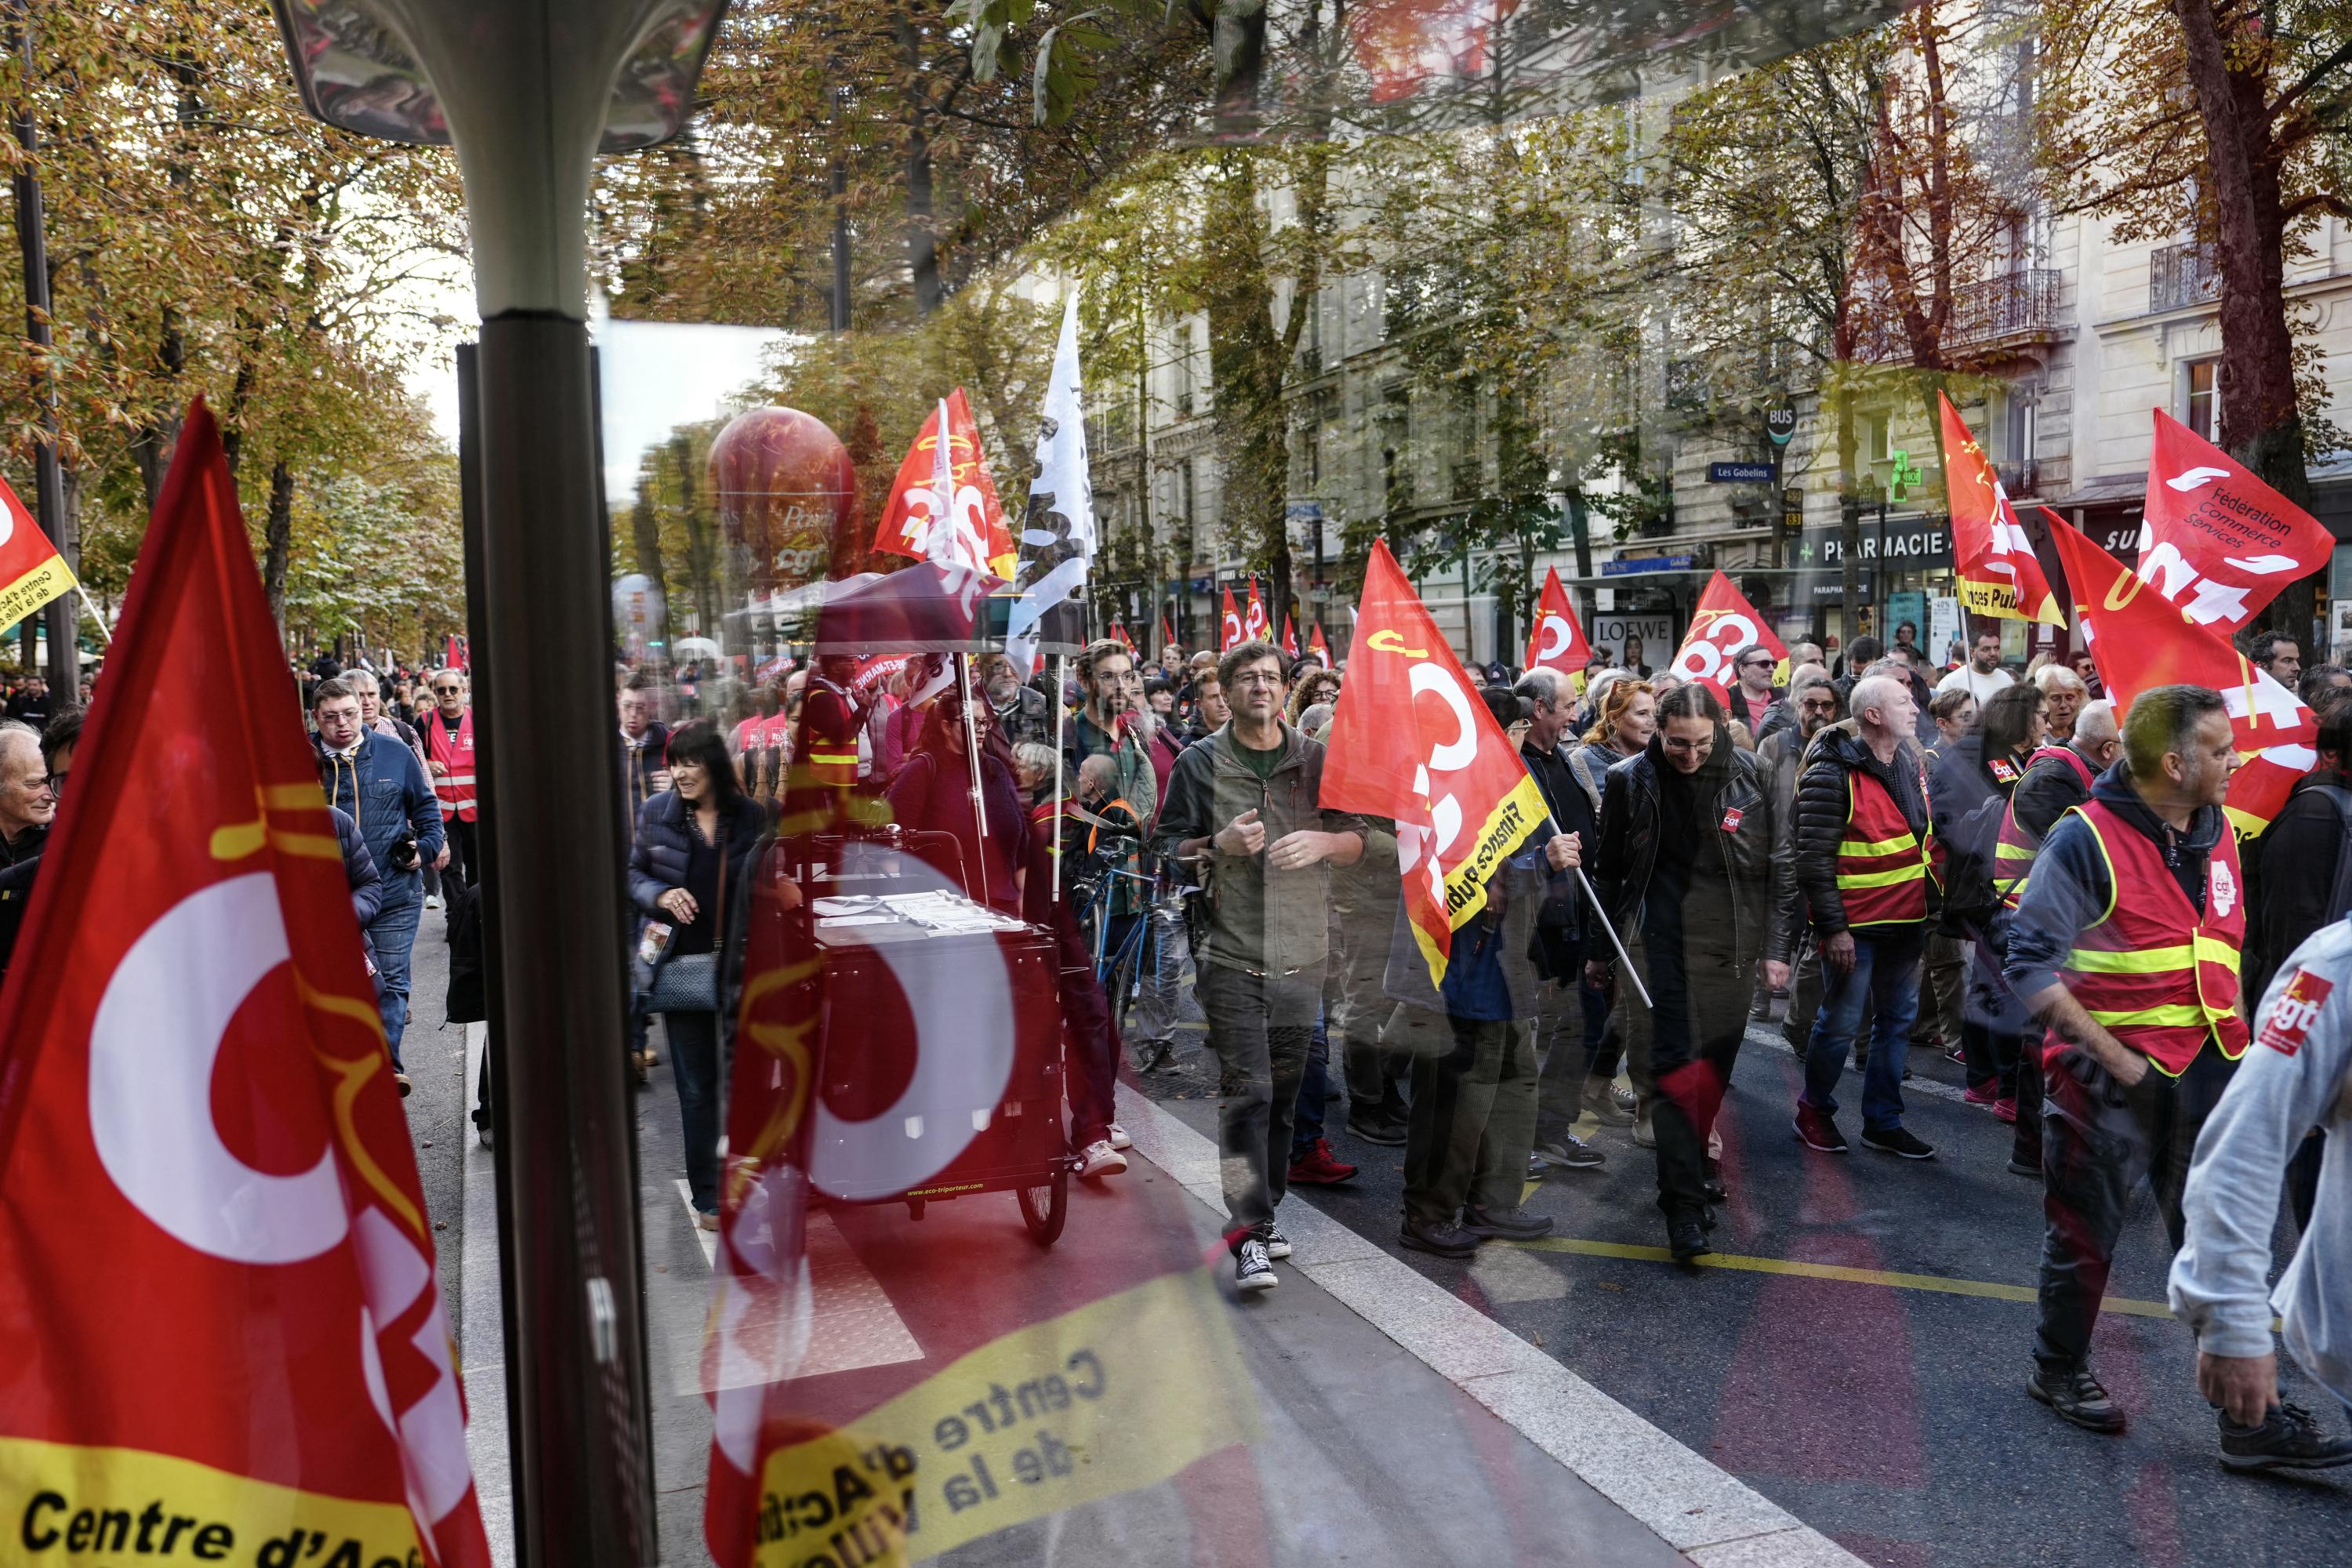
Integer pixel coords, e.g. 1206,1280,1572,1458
883,679,1032,915
1287,666,1341,724
1585,683,1793,1260
1569,677,1657,814
628,720,765,1229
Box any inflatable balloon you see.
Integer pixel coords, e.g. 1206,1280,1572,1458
707,406,857,597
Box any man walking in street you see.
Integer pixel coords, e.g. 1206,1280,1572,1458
314,677,444,1094
1156,641,1367,1292
982,651,1054,751
1762,671,1838,1040
1985,699,2122,1174
2249,628,2302,691
1514,666,1608,1174
1723,642,1780,739
1792,674,1939,1160
2004,685,2249,1434
3,673,50,731
1069,637,1172,1065
1936,629,2016,707
2169,921,2352,1472
420,667,477,888
619,675,671,836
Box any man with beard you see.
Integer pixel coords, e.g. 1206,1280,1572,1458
1588,684,1792,1261
981,651,1054,750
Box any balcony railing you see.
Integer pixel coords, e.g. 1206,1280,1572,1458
1849,268,2066,364
2151,241,2221,314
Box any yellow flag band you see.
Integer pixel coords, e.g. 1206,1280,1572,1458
0,1435,422,1564
1957,574,2061,626
1409,773,1552,989
753,1267,1259,1567
0,552,74,631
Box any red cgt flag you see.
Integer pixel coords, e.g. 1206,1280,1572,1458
1323,540,1550,986
1220,586,1243,652
0,402,490,1565
2044,509,2314,836
2136,408,2332,635
872,389,1015,580
1159,612,1175,652
1308,622,1330,662
0,470,76,631
1523,565,1592,678
1666,571,1787,703
1281,614,1299,659
1111,621,1134,651
1941,392,2064,625
1242,580,1270,644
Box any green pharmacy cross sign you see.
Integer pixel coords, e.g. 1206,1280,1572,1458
1888,449,1926,503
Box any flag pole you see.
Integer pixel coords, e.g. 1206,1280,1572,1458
958,651,989,906
1051,653,1068,901
74,581,111,644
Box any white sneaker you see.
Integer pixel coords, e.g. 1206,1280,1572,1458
1106,1123,1132,1150
1077,1140,1127,1179
1235,1238,1277,1291
424,893,444,910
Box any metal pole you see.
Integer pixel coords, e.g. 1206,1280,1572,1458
1531,799,1651,1010
7,2,72,697
1051,653,1068,901
467,323,655,1566
958,650,989,905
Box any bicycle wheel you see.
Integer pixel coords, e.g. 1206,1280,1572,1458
1016,1164,1068,1247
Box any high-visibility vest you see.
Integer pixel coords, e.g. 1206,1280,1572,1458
800,679,860,788
1834,760,1935,928
423,708,477,822
1994,745,2096,911
2056,799,2249,1076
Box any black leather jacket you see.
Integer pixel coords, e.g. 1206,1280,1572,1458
1586,728,1796,967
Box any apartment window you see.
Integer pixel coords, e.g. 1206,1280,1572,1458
1172,322,1197,417
2184,358,2219,441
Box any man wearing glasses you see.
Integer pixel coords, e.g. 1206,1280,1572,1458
420,670,474,888
1724,642,1780,739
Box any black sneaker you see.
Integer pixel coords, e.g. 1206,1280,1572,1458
1234,1238,1277,1292
1532,1132,1606,1171
1862,1125,1936,1160
1668,1221,1711,1265
1258,1222,1293,1261
2029,1365,2126,1433
1793,1105,1848,1153
2005,1156,2041,1178
1462,1206,1554,1241
1346,1112,1410,1147
1399,1217,1479,1259
2220,1401,2352,1472
1702,1158,1727,1203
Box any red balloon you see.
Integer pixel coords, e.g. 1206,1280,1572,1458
707,407,856,594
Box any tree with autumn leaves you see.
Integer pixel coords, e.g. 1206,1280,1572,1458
0,3,467,662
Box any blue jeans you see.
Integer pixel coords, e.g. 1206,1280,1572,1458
1800,925,1924,1132
663,1008,723,1214
366,873,425,1071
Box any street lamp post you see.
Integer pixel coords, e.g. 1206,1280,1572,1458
5,1,74,695
269,5,728,1565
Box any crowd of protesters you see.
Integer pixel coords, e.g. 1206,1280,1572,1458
283,602,2352,1482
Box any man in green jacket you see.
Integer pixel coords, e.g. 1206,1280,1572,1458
1157,641,1367,1294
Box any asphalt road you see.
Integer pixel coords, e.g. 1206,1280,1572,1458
1143,1014,2352,1568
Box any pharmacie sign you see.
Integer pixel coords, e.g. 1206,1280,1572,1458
1791,516,1951,570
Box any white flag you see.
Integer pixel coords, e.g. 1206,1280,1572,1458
1006,287,1096,677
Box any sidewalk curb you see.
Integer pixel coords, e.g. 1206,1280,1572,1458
459,1020,517,1568
1116,1083,1868,1568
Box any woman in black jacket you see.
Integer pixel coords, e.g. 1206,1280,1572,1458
1585,684,1795,1261
629,720,765,1227
1941,682,2045,1112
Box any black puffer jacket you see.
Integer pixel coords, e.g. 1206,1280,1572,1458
629,790,766,1043
1586,728,1795,967
1794,724,1936,936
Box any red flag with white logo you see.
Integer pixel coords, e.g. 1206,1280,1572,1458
1281,614,1299,658
1941,392,2065,625
1323,539,1551,986
1523,565,1592,677
2044,508,2314,836
0,470,74,630
1666,571,1787,703
872,389,1015,581
0,401,491,1566
1220,586,1243,652
1243,580,1270,644
2136,408,2331,636
1309,622,1330,662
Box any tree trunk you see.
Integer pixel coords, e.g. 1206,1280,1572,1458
2172,0,2314,644
1201,151,1295,641
262,459,294,636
